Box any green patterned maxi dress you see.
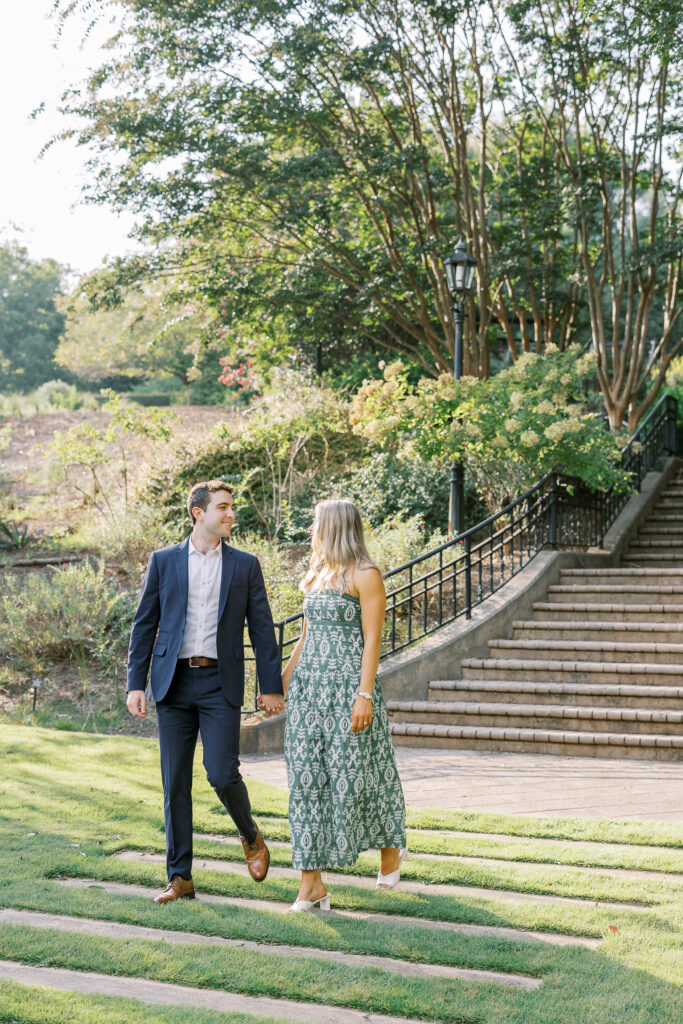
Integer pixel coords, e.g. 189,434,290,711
285,589,406,870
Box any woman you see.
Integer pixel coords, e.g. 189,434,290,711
282,499,407,912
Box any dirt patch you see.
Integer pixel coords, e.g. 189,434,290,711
0,405,233,533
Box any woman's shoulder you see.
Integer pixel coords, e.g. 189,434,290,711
346,561,383,598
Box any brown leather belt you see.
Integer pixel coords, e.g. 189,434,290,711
177,657,218,669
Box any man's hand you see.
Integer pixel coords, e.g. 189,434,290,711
258,693,285,716
126,690,147,718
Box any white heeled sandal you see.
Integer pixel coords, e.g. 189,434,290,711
287,892,331,913
376,848,408,890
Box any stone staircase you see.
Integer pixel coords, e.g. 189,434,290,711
387,472,683,761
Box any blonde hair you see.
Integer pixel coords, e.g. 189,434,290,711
302,499,379,594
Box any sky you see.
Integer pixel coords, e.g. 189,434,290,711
0,1,138,277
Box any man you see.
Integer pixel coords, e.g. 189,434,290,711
126,479,284,904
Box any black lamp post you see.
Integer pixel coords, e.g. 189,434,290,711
443,240,478,536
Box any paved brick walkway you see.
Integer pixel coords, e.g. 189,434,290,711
242,748,683,821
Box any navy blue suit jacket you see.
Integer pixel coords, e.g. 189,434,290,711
126,539,283,707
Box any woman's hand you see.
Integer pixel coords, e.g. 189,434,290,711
350,695,373,733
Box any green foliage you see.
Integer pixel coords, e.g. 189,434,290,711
0,241,66,391
0,562,136,674
56,287,210,392
47,390,178,512
66,503,176,576
33,380,90,411
223,369,351,539
0,520,31,549
146,371,364,540
0,384,99,417
352,348,630,513
231,532,306,621
56,0,683,431
363,516,449,578
327,451,452,534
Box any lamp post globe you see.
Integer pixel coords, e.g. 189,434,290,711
443,240,477,536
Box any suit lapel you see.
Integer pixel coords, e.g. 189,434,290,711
175,538,190,611
217,542,236,623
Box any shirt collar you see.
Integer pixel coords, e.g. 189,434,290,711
189,536,222,558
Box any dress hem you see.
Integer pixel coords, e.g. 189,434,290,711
291,834,407,872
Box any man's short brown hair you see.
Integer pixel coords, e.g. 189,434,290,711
187,480,234,523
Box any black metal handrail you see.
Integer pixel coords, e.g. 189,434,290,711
242,393,678,711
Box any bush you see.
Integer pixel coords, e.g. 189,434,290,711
68,503,178,574
364,516,450,578
145,372,365,540
0,383,99,416
0,561,136,674
351,348,629,513
33,380,83,411
326,452,453,534
129,392,173,407
231,532,307,621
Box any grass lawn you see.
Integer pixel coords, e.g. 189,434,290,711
0,723,681,1023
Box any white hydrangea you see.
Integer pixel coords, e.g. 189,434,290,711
544,421,567,441
510,391,524,411
520,429,540,446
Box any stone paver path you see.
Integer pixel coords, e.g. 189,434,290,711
195,833,682,882
0,960,428,1024
0,908,538,988
241,747,683,820
59,878,599,948
117,851,650,910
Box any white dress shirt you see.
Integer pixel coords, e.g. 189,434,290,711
178,537,223,659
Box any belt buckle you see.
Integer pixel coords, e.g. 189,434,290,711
188,657,201,668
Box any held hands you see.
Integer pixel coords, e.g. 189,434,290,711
258,693,285,716
351,695,373,733
126,690,147,718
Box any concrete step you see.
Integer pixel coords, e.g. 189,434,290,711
389,722,683,760
532,602,683,623
547,584,683,604
559,567,683,579
628,537,683,548
461,657,683,686
386,700,683,735
637,526,683,537
645,514,683,524
427,679,683,709
625,552,683,565
513,620,683,643
488,638,683,665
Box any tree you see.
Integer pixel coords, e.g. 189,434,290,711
56,285,210,391
499,0,683,429
47,390,177,512
57,1,682,423
0,241,65,391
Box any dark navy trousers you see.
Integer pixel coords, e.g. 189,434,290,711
156,663,256,880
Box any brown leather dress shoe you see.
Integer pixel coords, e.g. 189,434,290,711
240,826,270,881
153,875,195,904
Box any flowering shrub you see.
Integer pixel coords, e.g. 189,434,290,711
351,347,630,513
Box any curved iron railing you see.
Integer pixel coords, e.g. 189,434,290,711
243,393,678,711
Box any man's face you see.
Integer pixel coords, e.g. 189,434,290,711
194,490,235,539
